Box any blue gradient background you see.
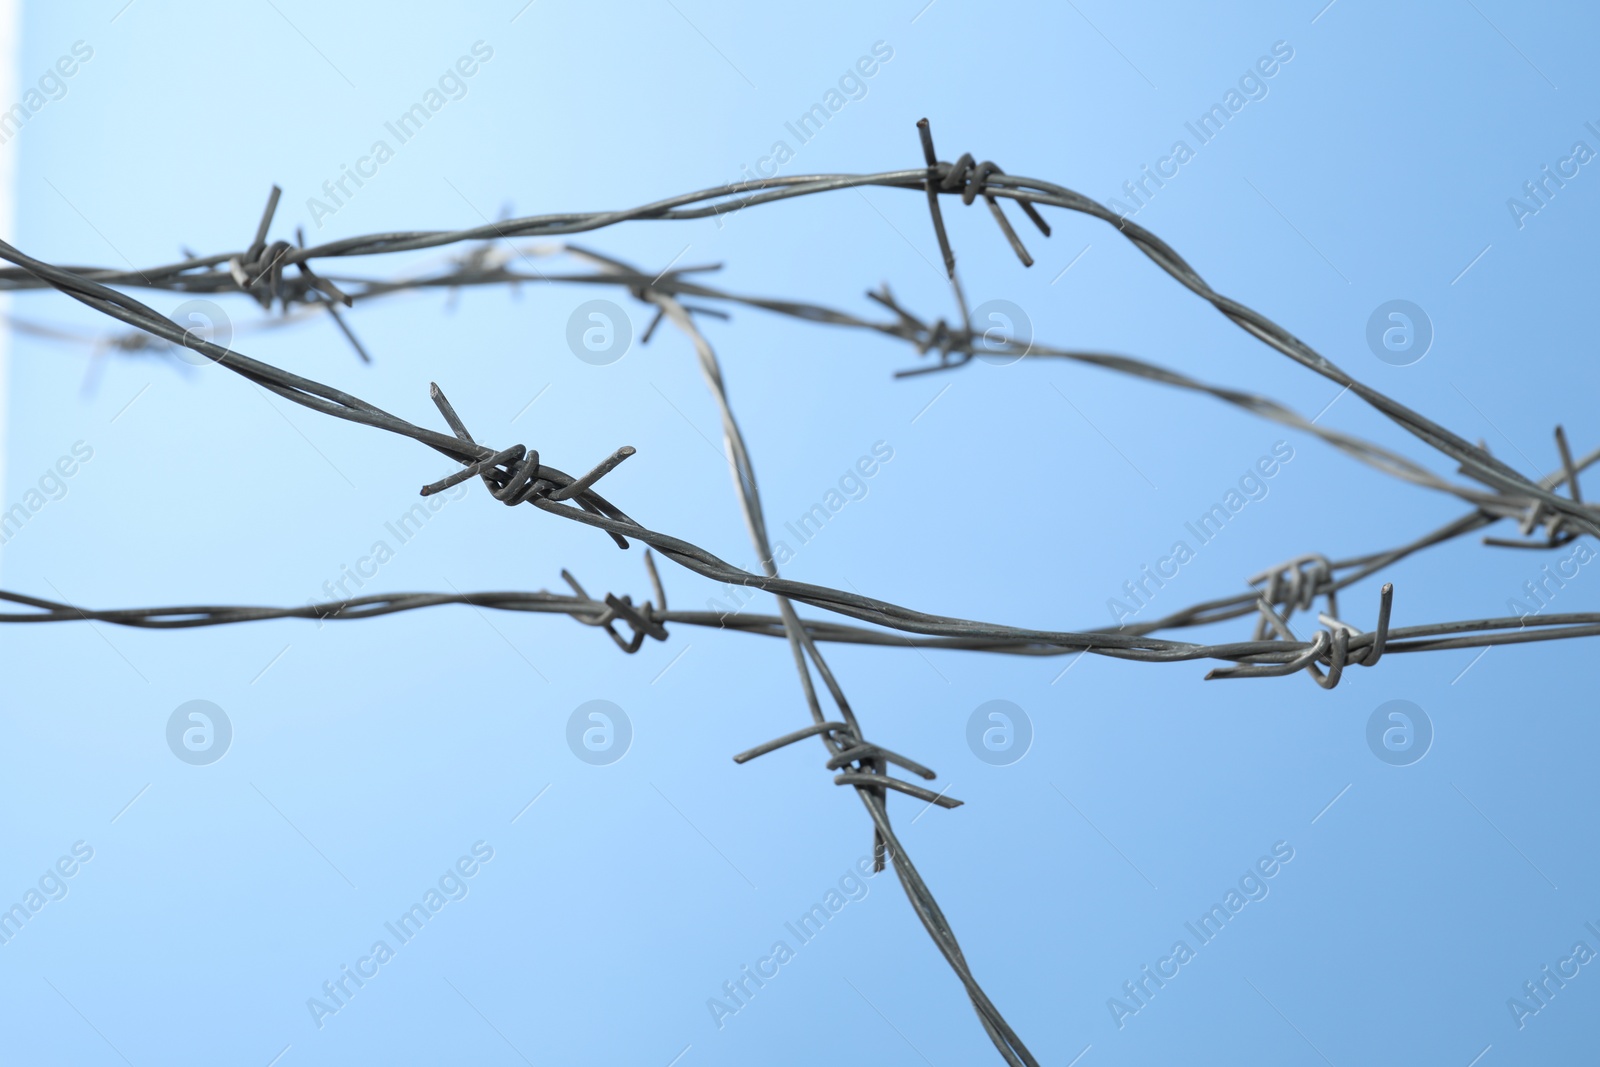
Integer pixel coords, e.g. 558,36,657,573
2,1,1597,1064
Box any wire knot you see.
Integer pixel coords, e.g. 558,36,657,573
1247,553,1336,636
228,185,351,313
733,719,962,819
1478,425,1593,548
559,551,670,653
868,283,1023,378
419,382,637,546
917,119,1052,271
936,154,1013,206
1209,583,1393,689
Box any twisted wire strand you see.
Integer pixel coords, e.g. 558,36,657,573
19,241,1594,604
327,254,1502,509
1,121,1596,1062
10,210,1590,537
0,229,1593,680
597,244,1037,1063
5,586,1598,660
0,154,1592,545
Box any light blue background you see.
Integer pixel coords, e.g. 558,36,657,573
2,1,1597,1064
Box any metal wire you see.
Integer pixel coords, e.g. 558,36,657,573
3,119,1597,1062
2,154,1594,535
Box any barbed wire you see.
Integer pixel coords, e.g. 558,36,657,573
3,119,1595,1062
10,204,1591,532
4,147,1595,540
335,250,1596,523
8,576,1600,661
629,261,1035,1062
6,253,1592,677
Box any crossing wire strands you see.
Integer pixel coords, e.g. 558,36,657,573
3,121,1597,1063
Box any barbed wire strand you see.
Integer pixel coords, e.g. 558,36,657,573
9,213,1590,537
16,239,1598,660
3,235,1590,678
3,146,1595,543
624,253,1036,1064
0,121,1594,1061
0,142,1592,677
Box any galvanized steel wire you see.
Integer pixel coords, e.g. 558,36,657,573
4,121,1596,1063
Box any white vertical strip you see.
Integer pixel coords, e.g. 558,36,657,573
0,0,18,583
